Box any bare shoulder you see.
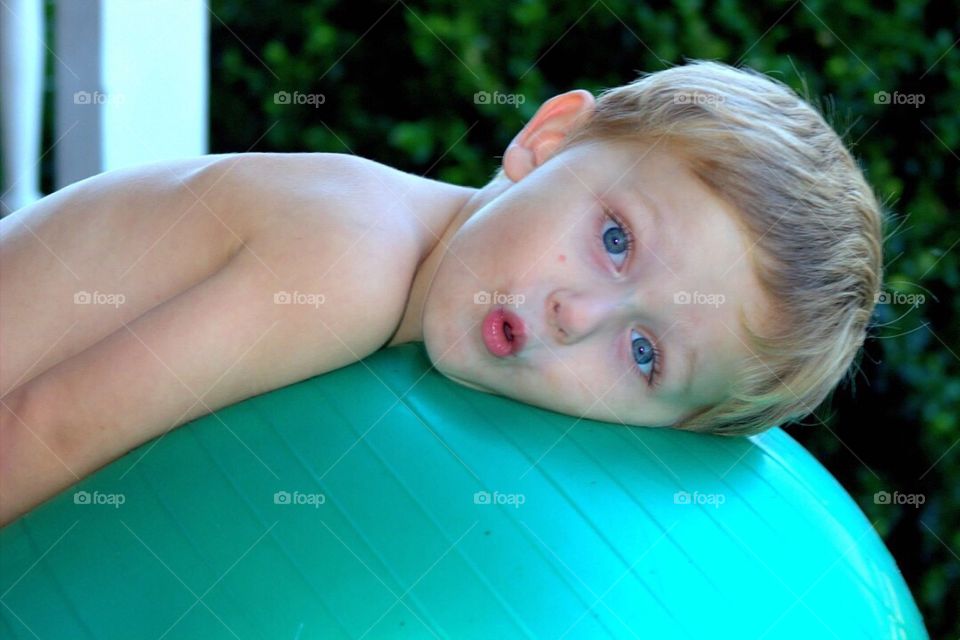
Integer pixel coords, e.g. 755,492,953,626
210,152,424,363
196,152,413,232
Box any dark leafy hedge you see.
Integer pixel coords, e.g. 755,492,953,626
207,1,957,635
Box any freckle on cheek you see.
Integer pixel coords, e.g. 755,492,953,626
557,254,566,263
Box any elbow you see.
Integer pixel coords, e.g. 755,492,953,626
0,378,81,526
0,385,35,525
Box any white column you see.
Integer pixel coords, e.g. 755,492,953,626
0,0,44,216
101,0,208,171
54,0,208,191
54,0,103,191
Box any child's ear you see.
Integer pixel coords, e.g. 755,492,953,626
502,89,595,182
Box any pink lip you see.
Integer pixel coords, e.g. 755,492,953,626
481,307,527,357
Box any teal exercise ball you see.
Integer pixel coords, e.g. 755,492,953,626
0,343,928,639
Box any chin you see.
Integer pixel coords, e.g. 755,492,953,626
424,332,491,395
422,309,472,373
429,356,489,392
446,372,489,393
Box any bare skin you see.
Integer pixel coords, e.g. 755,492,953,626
0,152,472,524
0,89,770,525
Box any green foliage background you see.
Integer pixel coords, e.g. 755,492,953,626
206,0,958,635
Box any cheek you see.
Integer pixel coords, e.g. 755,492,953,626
447,217,517,277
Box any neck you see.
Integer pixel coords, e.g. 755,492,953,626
387,171,513,347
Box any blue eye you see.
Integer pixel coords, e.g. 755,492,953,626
599,213,634,268
630,329,661,387
598,210,660,387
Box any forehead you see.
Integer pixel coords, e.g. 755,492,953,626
574,138,702,192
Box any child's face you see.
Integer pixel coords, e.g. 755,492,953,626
421,138,770,428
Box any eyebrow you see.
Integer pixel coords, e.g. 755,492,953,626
629,185,664,229
621,184,698,399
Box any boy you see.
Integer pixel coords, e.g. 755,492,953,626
0,60,884,524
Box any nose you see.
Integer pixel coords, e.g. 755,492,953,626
545,288,621,344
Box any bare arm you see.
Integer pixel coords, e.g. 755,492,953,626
0,153,417,525
0,155,247,397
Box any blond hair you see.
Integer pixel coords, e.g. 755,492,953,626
502,60,886,436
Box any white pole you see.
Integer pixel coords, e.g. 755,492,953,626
0,0,44,216
53,0,208,191
101,0,208,171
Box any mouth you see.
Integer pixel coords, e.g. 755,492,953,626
481,307,527,357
